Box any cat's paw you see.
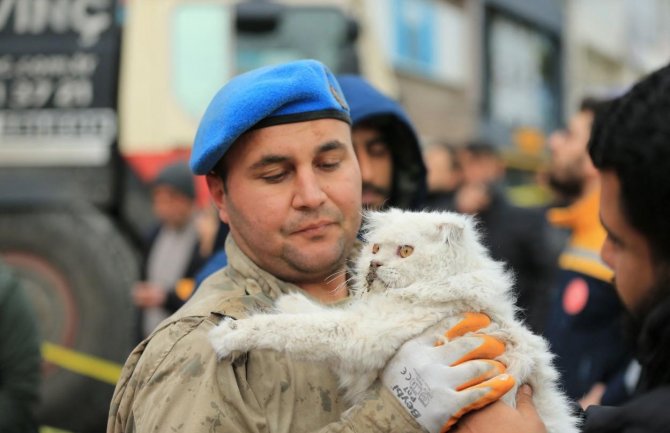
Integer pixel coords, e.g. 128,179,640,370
275,292,320,314
209,317,250,360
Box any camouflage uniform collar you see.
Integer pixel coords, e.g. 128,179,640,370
224,235,301,301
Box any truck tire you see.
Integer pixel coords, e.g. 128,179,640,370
0,204,139,433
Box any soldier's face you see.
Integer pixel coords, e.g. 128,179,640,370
207,119,362,285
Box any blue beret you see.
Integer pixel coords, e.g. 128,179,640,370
190,59,351,175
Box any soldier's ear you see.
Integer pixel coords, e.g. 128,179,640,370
206,174,230,224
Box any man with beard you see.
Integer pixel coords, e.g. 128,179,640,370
336,75,427,211
423,140,462,211
452,61,670,433
542,98,634,408
452,141,555,334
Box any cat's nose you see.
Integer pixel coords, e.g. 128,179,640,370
370,261,382,269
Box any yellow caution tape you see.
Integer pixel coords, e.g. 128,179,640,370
41,342,123,385
40,426,75,433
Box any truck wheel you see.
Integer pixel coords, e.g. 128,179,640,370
0,204,139,433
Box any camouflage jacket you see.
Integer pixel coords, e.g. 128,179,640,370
107,237,425,433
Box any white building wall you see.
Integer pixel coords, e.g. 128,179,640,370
566,0,670,115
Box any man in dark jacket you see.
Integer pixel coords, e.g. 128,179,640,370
451,62,670,433
336,75,427,211
543,97,633,407
454,141,555,333
0,261,40,433
131,161,210,340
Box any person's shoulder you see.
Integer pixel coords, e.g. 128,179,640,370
0,261,19,303
145,314,212,363
111,313,237,431
174,269,271,319
115,309,225,403
0,263,37,323
584,386,670,432
127,273,265,365
502,200,545,219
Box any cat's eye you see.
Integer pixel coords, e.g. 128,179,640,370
398,245,414,258
372,244,380,254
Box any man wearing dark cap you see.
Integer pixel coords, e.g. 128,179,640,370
108,60,515,433
452,141,554,334
131,161,204,339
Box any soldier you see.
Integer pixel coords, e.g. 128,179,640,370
108,60,515,433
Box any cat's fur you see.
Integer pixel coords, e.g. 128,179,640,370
210,209,579,433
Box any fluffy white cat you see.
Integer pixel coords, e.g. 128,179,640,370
210,209,579,433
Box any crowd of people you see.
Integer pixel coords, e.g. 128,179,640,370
108,59,670,433
4,57,669,433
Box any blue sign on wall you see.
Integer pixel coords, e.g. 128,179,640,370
392,0,435,76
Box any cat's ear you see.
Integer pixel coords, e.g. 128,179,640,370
435,221,464,245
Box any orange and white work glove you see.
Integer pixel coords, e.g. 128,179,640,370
382,313,514,433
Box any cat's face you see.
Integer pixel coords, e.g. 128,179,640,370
359,239,425,293
355,209,480,294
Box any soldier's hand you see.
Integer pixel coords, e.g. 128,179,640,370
382,313,514,433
